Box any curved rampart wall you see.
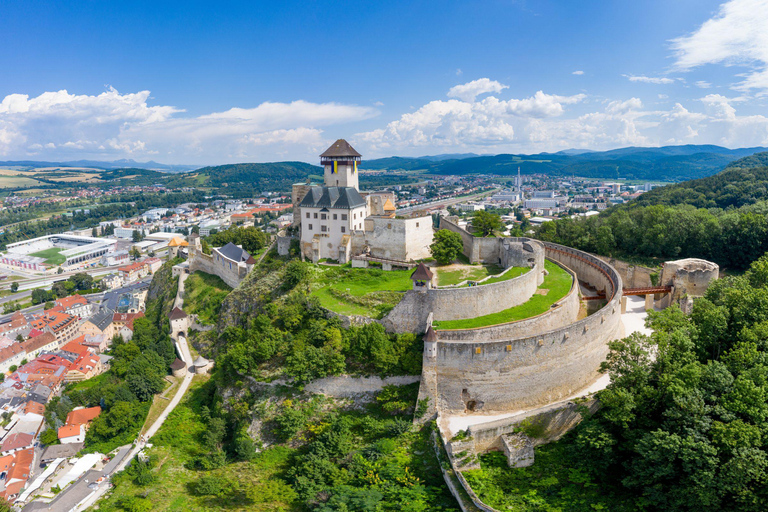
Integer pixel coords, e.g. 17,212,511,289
432,241,623,414
382,240,545,334
436,262,580,343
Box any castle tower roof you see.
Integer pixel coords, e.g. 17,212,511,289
383,198,396,211
424,326,438,342
411,263,434,281
320,139,361,158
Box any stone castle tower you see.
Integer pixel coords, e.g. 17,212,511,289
321,139,362,190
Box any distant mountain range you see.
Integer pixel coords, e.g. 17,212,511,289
361,145,768,181
3,144,768,184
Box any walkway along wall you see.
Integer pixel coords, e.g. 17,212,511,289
425,240,623,416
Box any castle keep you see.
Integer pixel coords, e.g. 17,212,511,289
292,139,434,263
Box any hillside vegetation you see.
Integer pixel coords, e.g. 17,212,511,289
534,152,768,269
467,254,768,511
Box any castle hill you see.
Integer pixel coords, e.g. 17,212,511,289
3,2,768,510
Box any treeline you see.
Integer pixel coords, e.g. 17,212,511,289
42,260,180,453
30,273,96,305
0,190,207,249
534,160,768,270
543,254,768,511
205,225,270,255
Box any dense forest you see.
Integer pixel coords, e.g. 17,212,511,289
362,145,768,181
533,152,768,270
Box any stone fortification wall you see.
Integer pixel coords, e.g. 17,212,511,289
188,247,249,289
431,241,622,415
382,243,545,334
463,398,601,455
439,216,477,261
660,258,719,298
436,264,579,342
364,216,434,261
595,255,656,289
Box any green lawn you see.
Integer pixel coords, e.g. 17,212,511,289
30,247,66,265
433,260,573,329
437,264,502,286
310,266,413,318
482,266,530,285
184,271,232,325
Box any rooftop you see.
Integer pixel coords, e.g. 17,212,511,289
320,139,362,158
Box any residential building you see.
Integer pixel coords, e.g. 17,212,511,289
79,309,114,339
30,310,79,347
53,294,92,318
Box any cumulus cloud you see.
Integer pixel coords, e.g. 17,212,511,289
447,78,509,102
572,70,584,75
624,74,676,84
357,81,768,154
0,88,378,163
671,0,768,92
358,86,586,151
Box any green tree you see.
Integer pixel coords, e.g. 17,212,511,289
472,210,503,237
429,229,464,265
10,282,18,293
40,428,59,446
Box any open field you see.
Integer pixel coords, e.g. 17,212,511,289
0,176,44,188
29,247,66,265
310,264,412,318
433,260,573,329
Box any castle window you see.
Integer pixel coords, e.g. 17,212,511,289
416,223,420,227
321,214,327,220
314,213,318,219
341,227,345,233
353,213,356,219
333,214,338,220
308,224,313,230
321,225,327,232
306,212,310,218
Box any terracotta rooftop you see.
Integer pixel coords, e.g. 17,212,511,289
65,406,102,426
169,307,188,320
57,424,82,439
1,433,34,452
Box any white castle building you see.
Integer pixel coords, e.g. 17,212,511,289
293,139,434,263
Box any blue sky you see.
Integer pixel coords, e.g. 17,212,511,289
1,0,767,164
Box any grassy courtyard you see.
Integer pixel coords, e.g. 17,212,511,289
310,265,413,318
29,247,66,265
437,264,503,286
433,260,573,329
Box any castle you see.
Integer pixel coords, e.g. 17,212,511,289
291,139,434,263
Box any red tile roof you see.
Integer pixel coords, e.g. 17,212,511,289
1,433,34,453
57,424,82,439
55,294,88,310
65,406,102,426
24,401,45,416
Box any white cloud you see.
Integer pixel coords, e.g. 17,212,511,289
658,94,669,99
671,0,768,92
695,80,712,88
456,68,463,76
624,74,676,84
572,70,584,75
0,88,378,163
447,78,509,102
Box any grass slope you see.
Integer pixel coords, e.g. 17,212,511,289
433,260,573,329
183,271,232,325
310,265,413,318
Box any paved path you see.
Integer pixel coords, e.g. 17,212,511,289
24,267,197,512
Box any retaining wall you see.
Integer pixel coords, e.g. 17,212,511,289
188,247,249,289
436,263,580,343
431,241,622,415
382,241,545,334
